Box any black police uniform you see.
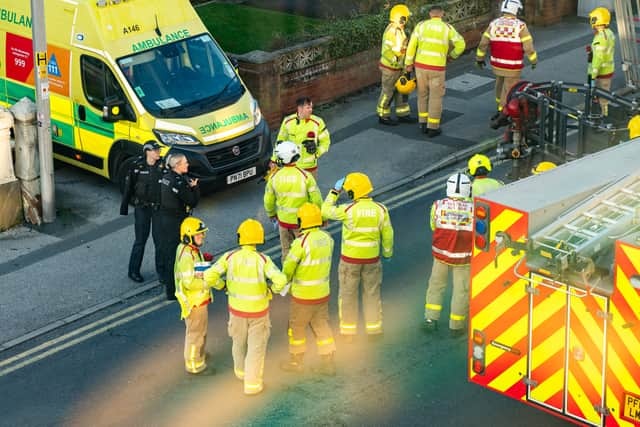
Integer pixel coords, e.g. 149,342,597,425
120,157,163,282
157,170,200,300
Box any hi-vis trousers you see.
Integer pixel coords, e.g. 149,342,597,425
415,68,445,130
228,312,271,395
424,258,470,331
288,299,336,355
338,259,383,336
377,66,410,119
184,304,208,374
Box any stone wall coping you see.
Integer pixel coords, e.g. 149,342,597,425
231,36,332,64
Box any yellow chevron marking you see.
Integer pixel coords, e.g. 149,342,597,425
567,370,600,423
616,265,640,325
474,278,527,333
568,329,602,399
490,209,524,243
606,385,624,426
621,244,640,273
531,327,566,372
485,312,527,367
607,344,640,395
472,246,525,299
488,354,527,394
531,367,564,405
609,286,640,369
530,281,566,333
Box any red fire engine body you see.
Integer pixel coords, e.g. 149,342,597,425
468,141,640,426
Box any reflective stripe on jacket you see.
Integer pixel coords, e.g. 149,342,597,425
283,228,334,304
430,198,473,265
380,23,408,70
175,243,213,319
476,15,537,72
590,28,615,79
204,246,287,317
275,114,331,170
264,166,322,228
472,177,504,198
322,191,394,263
405,17,465,71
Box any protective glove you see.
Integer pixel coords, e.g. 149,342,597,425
475,60,485,70
279,283,291,297
270,217,279,231
302,139,317,155
203,252,214,262
334,177,345,192
119,203,128,216
531,62,537,70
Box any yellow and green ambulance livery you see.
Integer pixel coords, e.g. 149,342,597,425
0,0,271,188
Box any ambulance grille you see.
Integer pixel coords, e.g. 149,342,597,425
205,137,261,168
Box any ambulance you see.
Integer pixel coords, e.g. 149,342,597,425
468,141,640,426
0,0,271,189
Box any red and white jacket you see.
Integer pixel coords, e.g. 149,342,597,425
430,197,473,265
487,16,528,71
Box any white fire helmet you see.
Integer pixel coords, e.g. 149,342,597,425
274,140,301,164
446,173,472,198
501,0,523,15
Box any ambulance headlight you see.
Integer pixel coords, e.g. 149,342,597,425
153,130,200,146
250,97,262,126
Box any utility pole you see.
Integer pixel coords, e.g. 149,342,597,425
30,0,56,223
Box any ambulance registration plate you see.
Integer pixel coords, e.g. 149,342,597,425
226,166,256,184
622,392,640,424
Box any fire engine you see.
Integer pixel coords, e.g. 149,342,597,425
468,141,640,426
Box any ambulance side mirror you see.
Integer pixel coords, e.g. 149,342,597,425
103,95,135,123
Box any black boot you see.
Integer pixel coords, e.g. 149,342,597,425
397,115,415,123
128,272,144,283
426,128,442,138
314,353,336,376
422,319,438,333
280,353,304,373
490,112,510,130
378,116,398,126
420,123,428,134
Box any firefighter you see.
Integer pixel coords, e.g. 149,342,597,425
468,154,504,197
157,153,200,300
405,5,466,138
322,172,394,342
531,161,557,175
274,97,331,179
204,219,287,395
280,203,336,375
377,3,413,126
476,0,537,126
423,173,473,337
175,217,216,376
120,141,163,283
588,7,616,117
264,141,323,261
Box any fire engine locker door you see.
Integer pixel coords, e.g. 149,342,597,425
527,273,568,414
565,290,607,427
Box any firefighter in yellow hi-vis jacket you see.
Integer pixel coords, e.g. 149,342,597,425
588,7,616,117
175,217,217,376
204,219,287,395
377,4,413,126
280,203,336,376
322,173,394,342
405,5,465,137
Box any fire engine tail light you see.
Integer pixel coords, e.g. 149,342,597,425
472,329,486,375
474,202,491,251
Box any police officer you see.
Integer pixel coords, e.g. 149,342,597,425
158,153,200,300
120,141,163,283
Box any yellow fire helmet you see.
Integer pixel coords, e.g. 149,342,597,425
297,203,323,230
237,218,264,246
389,4,411,25
531,161,557,175
396,73,417,95
468,153,492,176
181,217,208,245
344,172,373,200
589,7,611,28
628,115,640,139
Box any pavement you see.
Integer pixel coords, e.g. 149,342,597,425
0,16,630,348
